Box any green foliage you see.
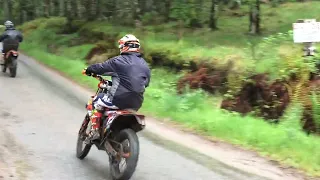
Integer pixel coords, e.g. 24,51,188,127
19,17,67,33
280,103,304,131
250,30,319,81
170,0,204,27
141,11,165,25
170,0,191,21
0,25,5,32
311,91,320,133
58,44,95,60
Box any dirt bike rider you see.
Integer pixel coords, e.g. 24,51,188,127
83,34,151,142
0,20,23,61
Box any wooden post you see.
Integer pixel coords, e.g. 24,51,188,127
303,42,316,56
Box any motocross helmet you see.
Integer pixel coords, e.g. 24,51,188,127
118,34,140,53
4,20,14,29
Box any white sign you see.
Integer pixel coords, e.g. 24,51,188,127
293,21,320,43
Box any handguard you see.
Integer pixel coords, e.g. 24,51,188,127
82,68,87,75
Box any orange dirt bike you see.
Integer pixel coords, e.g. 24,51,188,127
1,50,19,77
76,71,146,180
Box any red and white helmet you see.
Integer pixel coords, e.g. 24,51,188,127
118,34,140,53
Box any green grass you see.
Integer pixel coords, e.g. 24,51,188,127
57,44,95,60
17,1,320,177
20,44,98,88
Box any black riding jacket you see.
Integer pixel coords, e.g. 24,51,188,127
87,52,151,111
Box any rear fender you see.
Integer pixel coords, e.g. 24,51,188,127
104,112,146,133
5,50,19,59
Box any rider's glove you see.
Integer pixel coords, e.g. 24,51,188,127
82,68,93,76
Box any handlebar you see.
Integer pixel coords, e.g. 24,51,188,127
82,69,112,85
92,74,104,82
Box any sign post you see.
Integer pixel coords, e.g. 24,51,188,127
293,19,320,56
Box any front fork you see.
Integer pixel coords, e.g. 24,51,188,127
81,97,94,137
79,115,90,142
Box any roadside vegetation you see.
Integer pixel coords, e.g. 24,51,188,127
2,0,320,177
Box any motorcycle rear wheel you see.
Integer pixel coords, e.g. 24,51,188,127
110,128,140,180
9,62,17,78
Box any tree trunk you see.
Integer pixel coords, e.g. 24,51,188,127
223,0,230,5
50,0,55,16
96,0,102,19
8,0,13,20
209,0,218,30
137,0,146,18
256,0,261,34
70,0,77,18
145,0,153,12
26,1,36,21
178,20,184,40
87,0,97,21
189,0,204,28
104,0,116,20
59,0,65,16
249,0,261,34
22,11,28,23
44,0,50,18
3,0,12,20
37,0,43,17
195,0,203,20
18,0,24,24
52,0,60,16
164,0,171,22
75,0,82,18
64,0,75,33
66,0,72,18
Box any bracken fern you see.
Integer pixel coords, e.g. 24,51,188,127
311,91,320,133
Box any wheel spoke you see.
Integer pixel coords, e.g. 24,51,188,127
119,158,127,173
109,129,139,180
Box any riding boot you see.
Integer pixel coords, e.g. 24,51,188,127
87,109,102,142
0,53,4,65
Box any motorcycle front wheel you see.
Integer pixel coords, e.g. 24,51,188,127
76,114,92,159
109,129,140,180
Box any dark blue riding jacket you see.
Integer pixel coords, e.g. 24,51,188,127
87,52,151,111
